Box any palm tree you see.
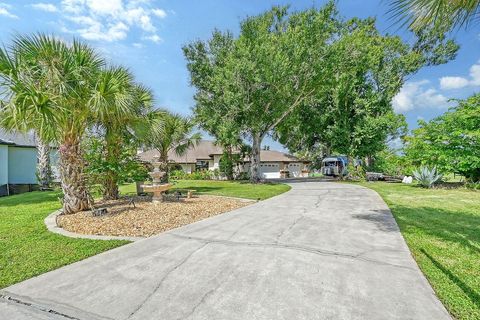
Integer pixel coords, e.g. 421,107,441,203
388,0,480,30
0,34,116,213
142,110,201,182
0,47,55,189
93,67,153,199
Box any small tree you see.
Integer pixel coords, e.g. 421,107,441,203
141,110,201,182
84,135,149,196
405,94,480,182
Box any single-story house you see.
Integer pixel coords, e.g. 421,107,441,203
138,140,310,179
0,130,58,196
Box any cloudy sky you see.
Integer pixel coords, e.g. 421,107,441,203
0,0,478,151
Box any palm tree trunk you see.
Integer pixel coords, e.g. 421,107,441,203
36,138,52,189
160,153,169,183
59,139,91,214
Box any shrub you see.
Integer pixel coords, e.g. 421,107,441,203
346,164,366,181
413,166,442,188
170,170,215,180
169,169,186,180
466,181,480,190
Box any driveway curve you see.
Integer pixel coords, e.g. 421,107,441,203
0,182,450,320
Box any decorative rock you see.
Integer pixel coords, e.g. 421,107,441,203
92,208,108,216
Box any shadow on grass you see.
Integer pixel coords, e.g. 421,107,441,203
0,191,61,208
352,209,400,233
421,248,480,310
393,205,480,255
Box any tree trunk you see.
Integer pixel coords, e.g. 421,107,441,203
59,140,91,214
365,155,373,169
103,175,119,200
102,134,121,200
37,138,52,189
160,154,169,183
249,134,262,183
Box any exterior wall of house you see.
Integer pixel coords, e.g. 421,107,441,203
50,148,60,182
210,155,221,171
8,147,37,184
180,163,194,174
0,145,8,186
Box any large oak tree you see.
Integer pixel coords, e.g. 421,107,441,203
184,5,338,182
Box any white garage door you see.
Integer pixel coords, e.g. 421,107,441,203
259,163,280,179
288,163,302,177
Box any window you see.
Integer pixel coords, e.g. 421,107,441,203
195,160,209,171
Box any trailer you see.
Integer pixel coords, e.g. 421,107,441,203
321,156,348,177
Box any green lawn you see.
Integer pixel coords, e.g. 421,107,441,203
356,182,480,320
0,191,129,289
119,180,291,200
1,180,289,289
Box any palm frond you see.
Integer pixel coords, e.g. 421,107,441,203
388,0,480,30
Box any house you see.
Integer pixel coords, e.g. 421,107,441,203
138,140,310,179
0,130,58,196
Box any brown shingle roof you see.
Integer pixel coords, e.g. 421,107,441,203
138,141,223,164
138,140,309,164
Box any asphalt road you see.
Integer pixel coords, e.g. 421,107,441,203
0,181,451,320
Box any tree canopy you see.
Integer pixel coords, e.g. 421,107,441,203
184,4,343,181
275,15,457,162
405,94,480,182
184,3,458,180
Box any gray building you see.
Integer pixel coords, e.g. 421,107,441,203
0,130,58,196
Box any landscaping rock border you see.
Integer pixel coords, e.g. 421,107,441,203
44,195,257,241
44,209,145,242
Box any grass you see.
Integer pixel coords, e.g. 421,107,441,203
1,180,289,289
0,191,129,289
356,182,480,320
119,180,291,200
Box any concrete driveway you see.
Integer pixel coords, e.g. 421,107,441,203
0,182,450,320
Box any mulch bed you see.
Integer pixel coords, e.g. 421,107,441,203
57,195,252,237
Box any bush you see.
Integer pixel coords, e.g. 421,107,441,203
369,150,415,176
413,166,442,188
234,171,250,181
169,170,215,180
346,164,366,181
466,181,480,190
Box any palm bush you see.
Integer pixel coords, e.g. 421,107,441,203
413,166,443,188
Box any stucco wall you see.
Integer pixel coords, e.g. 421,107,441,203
180,163,194,174
8,147,37,184
0,145,8,185
50,148,60,182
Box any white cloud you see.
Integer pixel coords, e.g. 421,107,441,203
469,63,480,86
58,0,167,42
133,42,143,48
0,3,18,18
143,34,161,43
31,3,58,12
393,80,451,113
439,76,469,90
152,8,166,18
439,60,480,89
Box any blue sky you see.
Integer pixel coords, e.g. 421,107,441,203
0,0,478,151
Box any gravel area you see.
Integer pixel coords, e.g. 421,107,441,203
58,195,253,237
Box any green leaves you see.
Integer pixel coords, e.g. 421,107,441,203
405,94,480,182
388,0,480,31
